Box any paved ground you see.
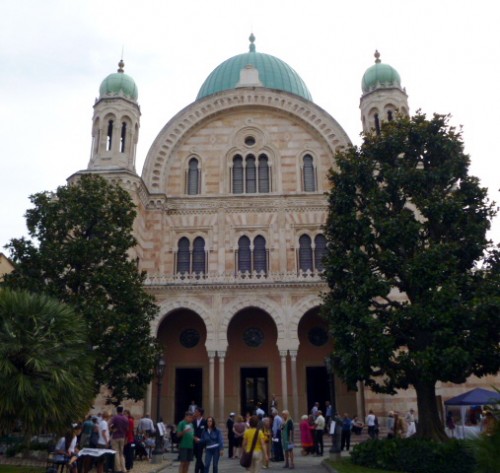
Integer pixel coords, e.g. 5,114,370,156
132,447,351,473
140,450,336,472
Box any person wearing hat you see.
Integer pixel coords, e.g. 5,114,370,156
226,412,235,458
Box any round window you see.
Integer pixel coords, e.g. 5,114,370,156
308,327,328,347
244,136,256,147
243,327,264,347
180,328,200,348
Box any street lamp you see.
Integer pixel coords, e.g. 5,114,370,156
153,356,166,457
324,355,336,415
324,355,340,456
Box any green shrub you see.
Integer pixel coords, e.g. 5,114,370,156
350,438,476,473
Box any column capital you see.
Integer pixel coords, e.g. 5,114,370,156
280,350,288,358
289,350,298,360
217,351,226,359
208,350,217,359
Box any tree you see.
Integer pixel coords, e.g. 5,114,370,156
0,288,94,436
322,112,500,441
2,174,160,404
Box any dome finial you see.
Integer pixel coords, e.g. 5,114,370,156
374,50,381,64
249,33,256,53
117,59,125,73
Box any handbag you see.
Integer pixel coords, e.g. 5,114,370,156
240,428,260,468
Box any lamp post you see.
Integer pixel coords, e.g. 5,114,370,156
324,355,336,416
324,355,340,457
152,356,166,459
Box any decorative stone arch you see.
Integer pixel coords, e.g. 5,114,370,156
220,296,285,349
142,88,352,191
288,294,324,339
153,298,216,349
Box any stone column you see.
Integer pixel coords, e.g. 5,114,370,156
218,351,226,421
208,351,216,417
289,350,299,421
280,350,288,409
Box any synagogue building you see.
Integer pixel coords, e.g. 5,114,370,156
71,36,498,422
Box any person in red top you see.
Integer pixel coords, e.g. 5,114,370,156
124,410,135,471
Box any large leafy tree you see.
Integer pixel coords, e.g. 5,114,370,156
2,174,160,404
322,112,500,440
0,288,94,436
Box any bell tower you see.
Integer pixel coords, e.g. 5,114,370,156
88,59,140,173
360,51,409,134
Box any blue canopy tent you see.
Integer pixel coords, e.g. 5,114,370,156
444,388,500,438
444,388,500,406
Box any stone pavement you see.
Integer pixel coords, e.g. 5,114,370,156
132,448,347,473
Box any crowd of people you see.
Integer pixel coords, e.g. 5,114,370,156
54,400,498,473
50,408,171,473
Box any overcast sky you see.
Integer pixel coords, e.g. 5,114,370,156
1,0,499,252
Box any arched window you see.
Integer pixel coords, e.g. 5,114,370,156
192,237,206,274
238,236,251,273
314,234,327,271
258,154,270,192
374,113,381,135
188,158,200,195
299,234,313,271
303,155,316,192
246,155,256,193
253,236,267,274
233,155,244,194
106,120,113,151
120,122,127,153
177,237,190,274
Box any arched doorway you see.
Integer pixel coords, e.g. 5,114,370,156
297,307,357,417
226,307,279,416
156,308,207,423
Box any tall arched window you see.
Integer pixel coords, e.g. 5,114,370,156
188,158,200,195
299,234,313,271
314,234,327,271
374,113,381,135
177,237,190,274
303,155,316,192
192,237,206,274
120,122,127,153
246,155,256,193
253,236,267,273
233,156,244,194
106,120,114,151
258,154,270,192
238,236,251,273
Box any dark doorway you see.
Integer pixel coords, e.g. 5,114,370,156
175,368,202,423
240,368,268,416
306,366,330,414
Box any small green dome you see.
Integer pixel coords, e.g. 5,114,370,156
362,51,401,93
197,34,312,101
99,60,138,101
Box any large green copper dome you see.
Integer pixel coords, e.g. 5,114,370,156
362,51,401,93
197,35,312,101
99,60,138,101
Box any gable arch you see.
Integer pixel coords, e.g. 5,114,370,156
288,295,324,337
153,298,215,348
142,88,352,191
220,296,285,348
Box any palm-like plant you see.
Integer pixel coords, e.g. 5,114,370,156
0,289,94,437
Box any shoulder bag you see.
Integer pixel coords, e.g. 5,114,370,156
240,428,260,468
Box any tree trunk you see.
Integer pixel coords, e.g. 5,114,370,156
414,380,449,441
